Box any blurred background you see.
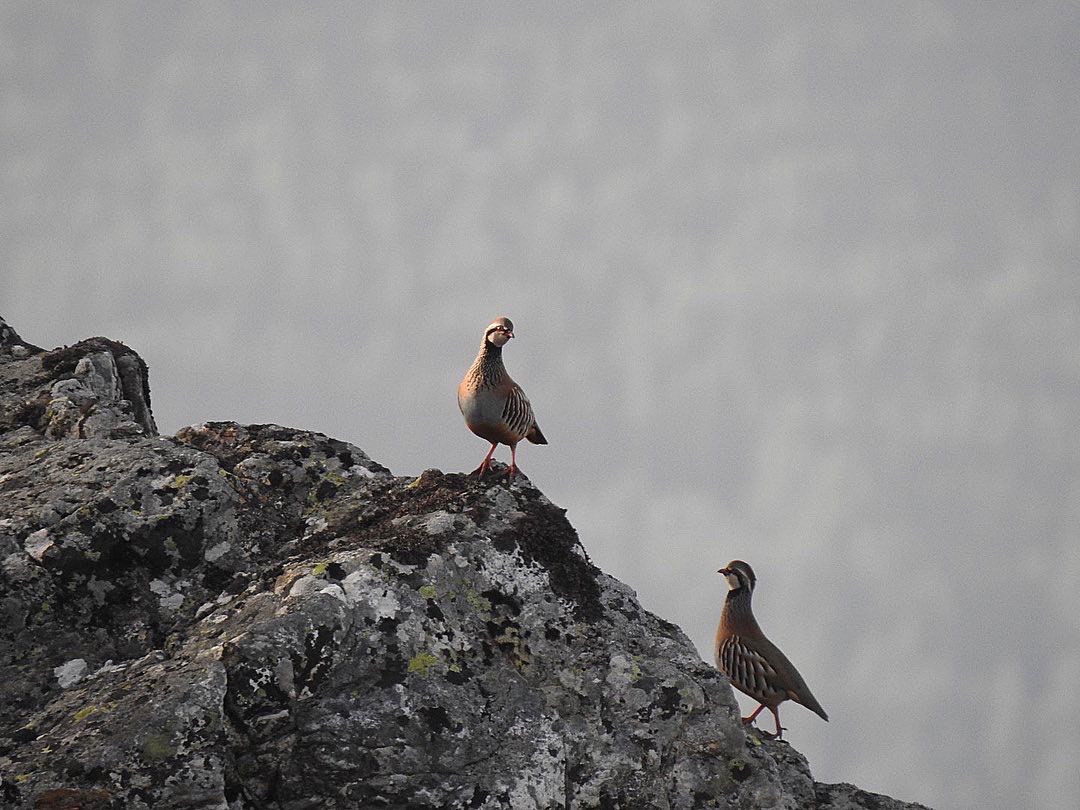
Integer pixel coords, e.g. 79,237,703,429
3,3,1078,807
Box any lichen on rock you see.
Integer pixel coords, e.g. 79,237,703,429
0,317,929,809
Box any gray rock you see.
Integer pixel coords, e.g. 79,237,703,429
0,316,37,354
0,325,155,439
0,320,929,809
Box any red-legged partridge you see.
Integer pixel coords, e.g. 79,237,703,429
715,560,828,739
458,316,547,478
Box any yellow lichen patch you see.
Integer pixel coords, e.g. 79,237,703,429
407,652,439,675
489,624,531,671
418,584,437,600
464,590,491,612
311,562,329,577
168,474,194,489
141,732,176,762
73,705,97,722
305,473,347,508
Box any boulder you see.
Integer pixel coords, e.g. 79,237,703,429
0,317,928,809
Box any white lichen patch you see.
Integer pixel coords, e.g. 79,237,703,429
419,510,473,536
558,667,587,695
341,569,401,619
204,541,230,562
149,474,177,490
474,543,555,598
87,575,112,605
605,654,635,691
302,516,328,539
498,714,566,808
483,487,526,528
287,575,320,599
24,528,53,561
88,659,129,680
253,709,290,725
54,658,88,688
149,578,184,611
318,583,347,602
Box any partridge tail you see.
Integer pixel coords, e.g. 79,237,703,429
526,424,548,445
796,690,829,722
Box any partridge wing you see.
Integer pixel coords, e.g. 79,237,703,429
719,635,786,704
501,383,536,441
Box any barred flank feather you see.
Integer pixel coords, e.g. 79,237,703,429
502,385,535,441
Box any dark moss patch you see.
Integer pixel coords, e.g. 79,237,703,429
730,758,753,782
376,616,400,634
12,390,50,431
31,787,112,809
418,705,454,734
173,422,390,478
445,664,471,685
657,684,683,718
295,626,336,693
295,468,602,619
41,337,138,377
314,478,339,501
495,485,602,621
467,786,490,808
376,662,406,688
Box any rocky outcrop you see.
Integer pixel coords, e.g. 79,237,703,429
0,316,928,809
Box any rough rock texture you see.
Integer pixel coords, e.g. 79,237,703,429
0,317,929,809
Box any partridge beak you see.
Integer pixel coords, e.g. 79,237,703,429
507,331,514,339
717,567,730,575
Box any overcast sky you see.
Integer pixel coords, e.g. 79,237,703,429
3,3,1079,807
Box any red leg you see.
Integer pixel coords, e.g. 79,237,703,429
471,443,497,476
770,706,785,739
507,443,520,478
742,703,767,726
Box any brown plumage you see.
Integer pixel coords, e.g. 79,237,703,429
457,316,547,478
714,560,828,739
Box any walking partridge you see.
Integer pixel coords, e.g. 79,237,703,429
458,316,547,478
715,560,828,739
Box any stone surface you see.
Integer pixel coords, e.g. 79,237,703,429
0,317,930,809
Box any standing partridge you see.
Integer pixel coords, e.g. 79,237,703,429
457,316,547,478
715,560,828,739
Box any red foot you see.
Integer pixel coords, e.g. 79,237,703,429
472,444,497,477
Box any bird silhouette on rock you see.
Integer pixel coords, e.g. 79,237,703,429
715,560,828,739
458,316,547,479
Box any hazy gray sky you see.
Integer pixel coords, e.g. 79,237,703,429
3,3,1079,807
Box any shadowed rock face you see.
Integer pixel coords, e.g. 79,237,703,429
0,318,928,809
